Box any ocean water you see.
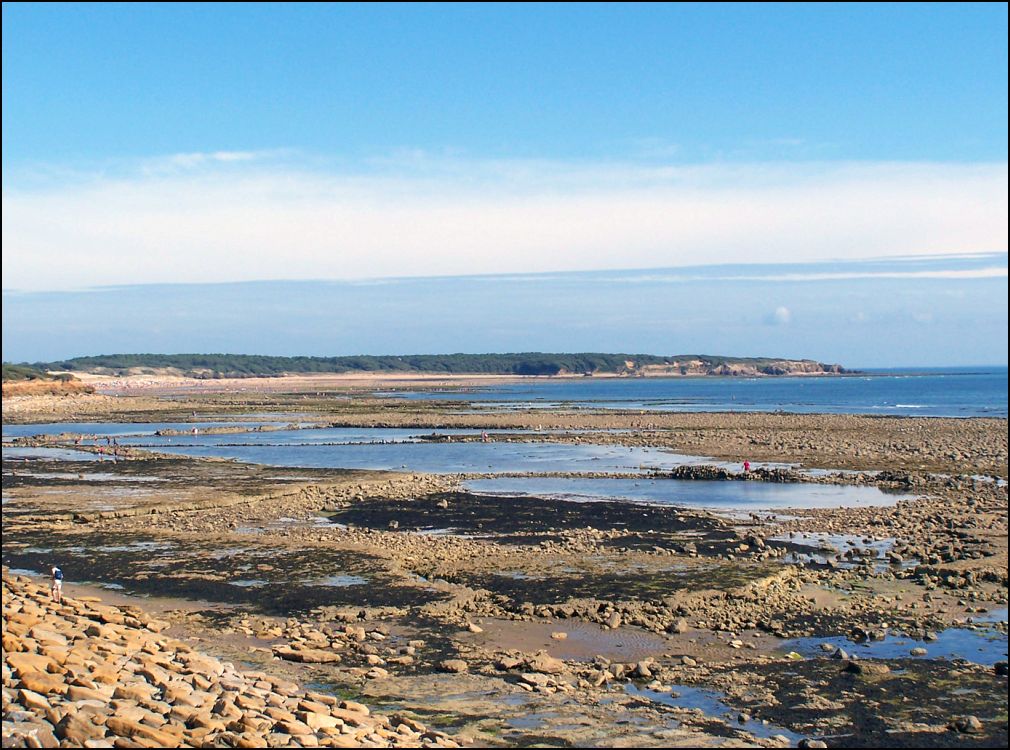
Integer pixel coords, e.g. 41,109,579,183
381,367,1008,417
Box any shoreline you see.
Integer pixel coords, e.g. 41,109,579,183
3,388,1007,747
60,369,871,396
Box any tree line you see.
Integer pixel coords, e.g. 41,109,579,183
25,353,833,379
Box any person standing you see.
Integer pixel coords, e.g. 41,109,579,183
50,565,64,603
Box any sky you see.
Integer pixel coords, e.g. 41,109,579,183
2,3,1007,365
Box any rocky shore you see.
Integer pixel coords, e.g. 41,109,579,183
2,572,462,748
2,387,1007,747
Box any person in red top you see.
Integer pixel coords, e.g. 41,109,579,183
743,460,751,472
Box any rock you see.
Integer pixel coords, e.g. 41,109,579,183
439,659,468,673
633,661,653,678
798,740,828,749
6,652,58,676
949,715,983,734
19,671,68,695
56,713,107,744
495,656,524,671
551,632,567,640
909,647,928,656
275,718,314,736
527,652,565,675
844,660,890,676
112,683,156,702
519,672,554,688
1,572,467,750
339,700,370,715
300,711,342,731
392,715,426,733
273,646,342,664
994,661,1008,676
681,656,697,667
104,717,179,747
16,689,52,711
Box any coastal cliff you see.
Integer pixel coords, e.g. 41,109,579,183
633,358,846,377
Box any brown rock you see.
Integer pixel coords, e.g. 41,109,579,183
19,671,68,695
104,717,178,747
7,652,58,676
339,700,370,715
56,712,107,744
67,684,110,703
17,688,52,711
299,711,342,731
527,652,565,675
275,718,314,736
273,646,342,664
113,683,157,703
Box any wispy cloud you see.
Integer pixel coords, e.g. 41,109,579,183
2,154,1006,291
164,150,263,168
138,149,293,176
583,265,1009,285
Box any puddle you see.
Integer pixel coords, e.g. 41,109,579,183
770,532,917,569
463,477,911,511
110,431,713,475
229,579,269,588
973,608,1009,624
7,568,44,578
2,470,168,483
782,623,1009,666
413,527,457,536
626,684,802,742
311,574,368,587
97,541,178,553
507,712,561,730
2,447,104,462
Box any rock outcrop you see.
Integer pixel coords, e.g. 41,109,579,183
1,571,461,748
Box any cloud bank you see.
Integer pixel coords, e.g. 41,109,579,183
2,155,1006,291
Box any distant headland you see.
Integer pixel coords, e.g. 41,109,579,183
17,353,850,379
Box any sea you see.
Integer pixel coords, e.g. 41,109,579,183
383,367,1008,418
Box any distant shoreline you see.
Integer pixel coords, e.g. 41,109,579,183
57,369,861,397
27,352,847,380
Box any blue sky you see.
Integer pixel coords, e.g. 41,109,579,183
2,4,1007,364
3,3,1007,165
4,254,1006,367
